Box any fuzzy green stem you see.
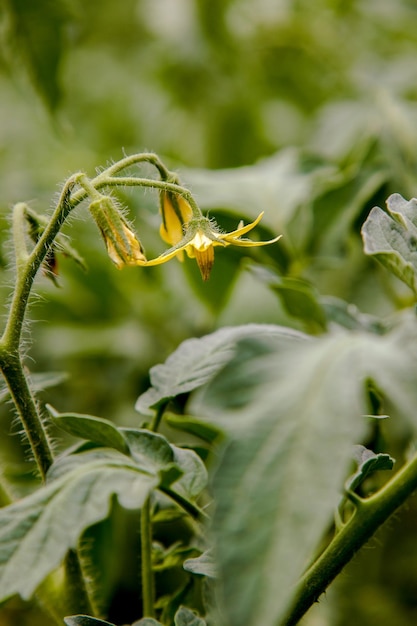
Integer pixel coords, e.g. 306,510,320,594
282,452,417,626
139,405,167,618
93,176,202,219
1,177,79,349
0,355,53,480
12,202,30,271
140,497,155,618
64,549,94,615
103,152,173,180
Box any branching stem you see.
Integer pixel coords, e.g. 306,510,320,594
282,452,417,625
0,153,201,621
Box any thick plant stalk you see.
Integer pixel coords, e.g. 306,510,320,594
0,355,53,480
282,452,417,625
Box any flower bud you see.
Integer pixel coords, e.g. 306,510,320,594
89,196,146,269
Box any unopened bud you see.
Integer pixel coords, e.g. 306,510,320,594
89,196,146,269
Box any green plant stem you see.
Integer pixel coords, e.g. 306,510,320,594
282,452,417,626
1,177,78,349
140,497,155,618
12,202,30,270
0,355,53,480
103,152,173,180
92,176,202,218
160,486,209,523
64,549,94,615
138,406,166,619
149,404,167,433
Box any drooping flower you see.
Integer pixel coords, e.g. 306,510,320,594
89,196,146,269
137,193,281,280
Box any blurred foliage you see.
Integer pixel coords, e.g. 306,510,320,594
2,0,417,624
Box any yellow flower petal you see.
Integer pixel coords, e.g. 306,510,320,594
224,234,282,247
136,210,281,280
220,211,265,239
160,192,194,245
136,246,185,267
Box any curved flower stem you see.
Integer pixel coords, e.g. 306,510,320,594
282,451,417,626
103,152,173,180
94,176,202,219
1,176,79,350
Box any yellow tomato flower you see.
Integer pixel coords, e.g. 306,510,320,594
137,200,282,280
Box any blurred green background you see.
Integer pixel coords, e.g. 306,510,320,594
2,0,417,624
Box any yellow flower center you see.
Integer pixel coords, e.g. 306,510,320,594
186,231,215,280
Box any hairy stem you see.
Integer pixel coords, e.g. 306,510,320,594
91,176,202,218
0,355,53,480
282,452,417,626
140,497,155,618
103,152,172,180
64,549,94,616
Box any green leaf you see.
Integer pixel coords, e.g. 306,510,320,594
310,160,387,256
4,0,71,110
135,324,307,415
183,550,217,579
184,149,337,232
64,616,116,626
121,428,174,468
0,449,158,603
193,316,417,626
346,445,395,492
118,429,208,498
170,445,208,499
321,296,385,333
248,264,327,332
46,405,129,454
174,606,206,626
361,194,417,294
132,619,164,626
165,413,223,444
